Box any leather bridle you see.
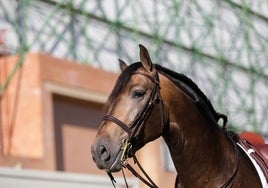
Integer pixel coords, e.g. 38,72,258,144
103,69,169,188
103,70,169,152
102,69,238,188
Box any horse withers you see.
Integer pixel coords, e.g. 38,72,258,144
91,44,267,187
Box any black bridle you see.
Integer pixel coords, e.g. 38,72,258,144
103,70,169,188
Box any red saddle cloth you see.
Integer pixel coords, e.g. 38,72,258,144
240,132,266,145
238,132,268,182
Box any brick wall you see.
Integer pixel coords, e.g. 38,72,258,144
0,53,117,168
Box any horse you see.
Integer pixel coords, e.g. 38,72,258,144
91,44,267,187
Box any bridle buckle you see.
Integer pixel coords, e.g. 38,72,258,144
120,138,132,163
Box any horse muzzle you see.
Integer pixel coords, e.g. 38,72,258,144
91,138,124,172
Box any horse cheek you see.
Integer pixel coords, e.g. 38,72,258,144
144,108,163,143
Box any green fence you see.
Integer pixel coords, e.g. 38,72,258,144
0,0,267,136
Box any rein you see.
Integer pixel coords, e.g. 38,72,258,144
103,70,169,188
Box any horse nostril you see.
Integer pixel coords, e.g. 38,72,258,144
98,145,110,162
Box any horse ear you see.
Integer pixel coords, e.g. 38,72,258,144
139,44,154,72
118,59,127,72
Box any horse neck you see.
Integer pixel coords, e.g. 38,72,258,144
159,74,237,186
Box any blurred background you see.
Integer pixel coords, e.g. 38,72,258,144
0,0,267,187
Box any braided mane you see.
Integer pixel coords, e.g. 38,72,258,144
155,64,227,127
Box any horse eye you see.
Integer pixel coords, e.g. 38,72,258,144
132,90,145,99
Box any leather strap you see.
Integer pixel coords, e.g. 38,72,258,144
123,154,158,188
103,115,131,135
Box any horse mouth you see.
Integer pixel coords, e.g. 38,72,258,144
91,145,124,173
92,138,133,173
106,149,124,173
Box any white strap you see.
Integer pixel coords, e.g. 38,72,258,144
237,143,268,188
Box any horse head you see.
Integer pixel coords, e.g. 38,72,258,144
91,45,168,172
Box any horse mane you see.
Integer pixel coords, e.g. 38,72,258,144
107,62,227,127
155,64,227,128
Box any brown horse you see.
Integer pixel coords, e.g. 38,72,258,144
91,45,266,187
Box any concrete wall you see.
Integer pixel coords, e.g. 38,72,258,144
0,167,139,188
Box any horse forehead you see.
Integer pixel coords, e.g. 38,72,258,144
126,73,153,88
132,74,149,83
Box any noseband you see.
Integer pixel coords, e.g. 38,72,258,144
103,69,169,188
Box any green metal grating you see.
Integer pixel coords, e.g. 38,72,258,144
0,0,267,137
